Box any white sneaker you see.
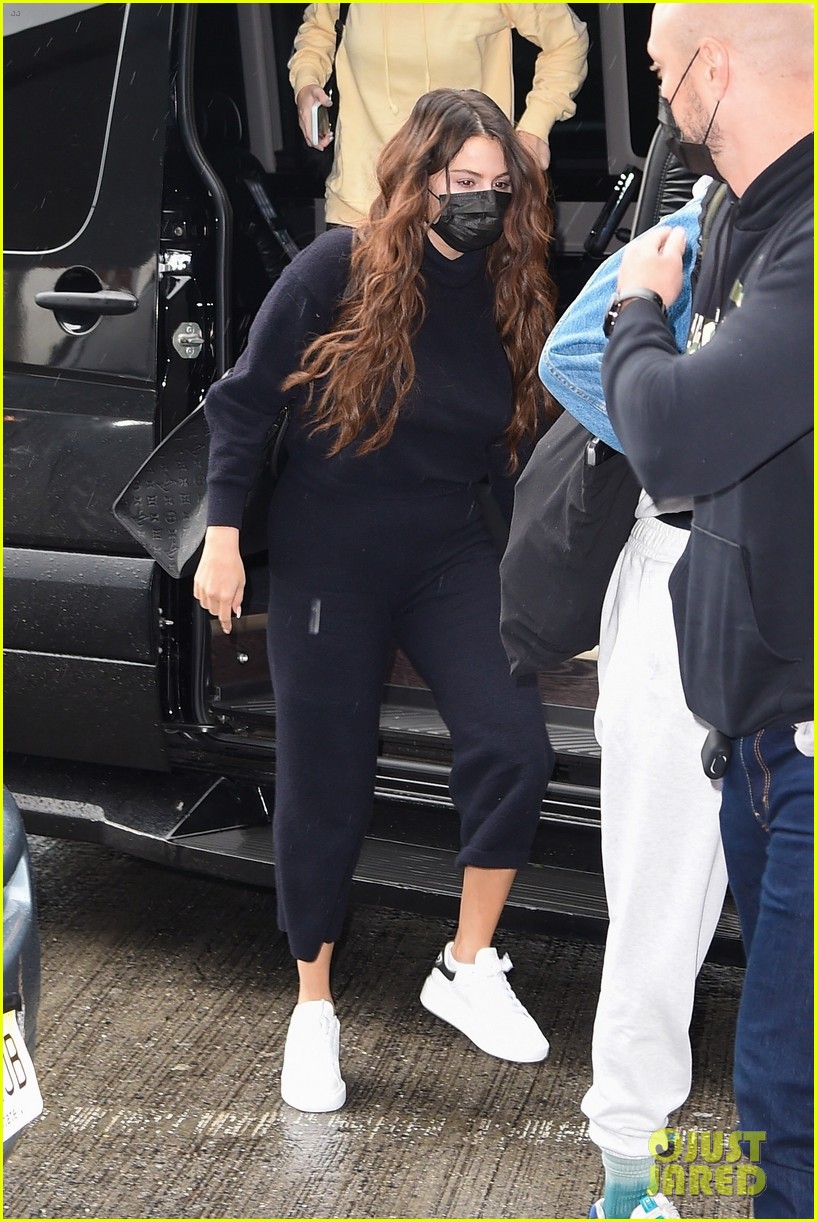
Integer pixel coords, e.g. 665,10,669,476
590,1193,681,1219
631,1195,680,1219
280,1000,347,1113
419,942,549,1062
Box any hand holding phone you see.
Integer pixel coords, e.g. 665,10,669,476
296,84,333,149
309,99,333,148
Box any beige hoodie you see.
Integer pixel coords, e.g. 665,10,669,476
289,3,589,224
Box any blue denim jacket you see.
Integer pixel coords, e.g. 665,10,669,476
539,198,703,452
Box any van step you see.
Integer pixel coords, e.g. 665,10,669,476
7,753,741,963
169,824,743,957
213,694,601,761
173,824,607,913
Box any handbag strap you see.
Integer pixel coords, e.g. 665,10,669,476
321,4,351,104
333,5,350,62
693,180,729,286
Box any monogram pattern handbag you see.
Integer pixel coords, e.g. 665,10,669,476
113,394,289,580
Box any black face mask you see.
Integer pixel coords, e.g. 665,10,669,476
657,48,724,181
429,188,512,253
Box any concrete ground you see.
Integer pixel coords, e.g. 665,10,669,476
5,835,749,1221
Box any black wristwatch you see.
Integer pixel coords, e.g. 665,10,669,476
603,288,667,338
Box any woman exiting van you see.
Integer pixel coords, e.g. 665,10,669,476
194,88,558,1113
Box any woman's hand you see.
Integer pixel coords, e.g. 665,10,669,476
193,526,245,635
516,130,551,170
296,83,333,149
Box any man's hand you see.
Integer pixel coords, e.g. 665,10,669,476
618,226,687,310
516,130,551,170
296,83,333,150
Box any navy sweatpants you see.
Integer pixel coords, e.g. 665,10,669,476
266,474,554,961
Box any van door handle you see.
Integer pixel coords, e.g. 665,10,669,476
34,290,139,315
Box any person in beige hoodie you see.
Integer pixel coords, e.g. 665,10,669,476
289,3,588,225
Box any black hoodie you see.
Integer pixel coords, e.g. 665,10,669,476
601,134,813,737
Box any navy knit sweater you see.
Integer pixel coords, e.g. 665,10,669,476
205,227,522,525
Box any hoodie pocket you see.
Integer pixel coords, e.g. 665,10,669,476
669,525,802,738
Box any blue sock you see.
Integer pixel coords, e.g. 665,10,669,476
600,1151,654,1218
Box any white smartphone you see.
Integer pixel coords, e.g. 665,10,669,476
309,100,332,147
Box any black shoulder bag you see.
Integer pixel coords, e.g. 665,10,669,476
112,378,289,580
499,180,731,677
499,412,640,675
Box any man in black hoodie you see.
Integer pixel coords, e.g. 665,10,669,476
599,5,813,1219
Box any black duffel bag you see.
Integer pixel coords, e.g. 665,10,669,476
499,410,641,675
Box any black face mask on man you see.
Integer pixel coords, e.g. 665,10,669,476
658,47,723,181
428,188,511,253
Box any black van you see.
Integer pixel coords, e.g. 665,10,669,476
3,3,740,956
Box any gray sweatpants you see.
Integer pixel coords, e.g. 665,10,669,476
582,514,729,1158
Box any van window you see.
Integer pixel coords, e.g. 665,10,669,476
3,3,126,252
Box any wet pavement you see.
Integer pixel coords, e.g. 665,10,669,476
5,835,749,1220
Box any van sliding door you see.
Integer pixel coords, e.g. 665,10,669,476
4,4,174,769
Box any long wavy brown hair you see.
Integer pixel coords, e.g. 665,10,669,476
283,88,558,469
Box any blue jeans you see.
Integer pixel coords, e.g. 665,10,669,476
720,727,814,1219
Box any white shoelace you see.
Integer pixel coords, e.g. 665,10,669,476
461,953,530,1015
287,1008,339,1063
